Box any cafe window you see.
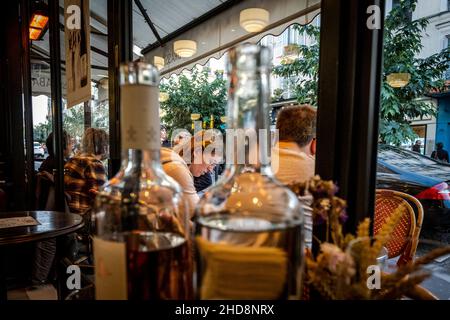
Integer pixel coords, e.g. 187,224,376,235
30,0,110,173
61,0,110,169
377,0,450,298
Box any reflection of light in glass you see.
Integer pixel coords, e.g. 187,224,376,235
252,197,259,205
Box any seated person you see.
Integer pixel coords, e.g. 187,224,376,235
160,125,171,148
33,131,72,286
272,104,317,249
36,131,72,210
64,128,108,214
172,131,191,148
39,131,73,174
194,164,217,194
161,131,221,217
272,104,316,184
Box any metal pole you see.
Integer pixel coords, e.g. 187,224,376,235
315,0,385,238
48,0,65,211
107,0,133,177
20,0,35,210
2,1,27,211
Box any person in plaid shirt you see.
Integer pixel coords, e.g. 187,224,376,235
64,128,108,214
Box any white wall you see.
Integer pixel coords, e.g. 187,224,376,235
413,0,442,20
417,11,450,59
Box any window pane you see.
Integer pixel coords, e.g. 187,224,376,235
377,0,450,299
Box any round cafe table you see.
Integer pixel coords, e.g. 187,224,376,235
0,211,84,300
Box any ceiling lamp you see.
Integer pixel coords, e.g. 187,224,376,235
239,8,269,33
174,40,197,58
154,56,165,70
282,44,300,64
29,5,49,41
159,92,169,103
387,73,411,88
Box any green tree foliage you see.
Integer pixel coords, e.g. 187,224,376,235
63,105,85,139
272,24,320,106
380,0,450,145
33,101,109,143
34,120,53,142
92,101,110,132
159,67,227,136
272,0,450,146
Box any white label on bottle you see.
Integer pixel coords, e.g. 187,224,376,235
93,237,128,300
121,84,160,150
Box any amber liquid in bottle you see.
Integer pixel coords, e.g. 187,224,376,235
93,61,192,300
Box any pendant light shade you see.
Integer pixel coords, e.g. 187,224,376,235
239,8,269,33
387,73,411,88
154,56,165,70
174,40,197,58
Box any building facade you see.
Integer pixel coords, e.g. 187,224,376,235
386,0,450,155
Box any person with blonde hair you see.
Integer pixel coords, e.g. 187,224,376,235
64,128,108,214
161,130,222,217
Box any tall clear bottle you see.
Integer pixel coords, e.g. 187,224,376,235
195,44,304,300
92,61,192,300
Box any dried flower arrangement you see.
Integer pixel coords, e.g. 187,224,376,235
288,175,450,300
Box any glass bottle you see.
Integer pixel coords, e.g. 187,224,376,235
195,44,305,300
92,61,192,300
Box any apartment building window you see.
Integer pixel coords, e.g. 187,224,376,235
392,0,412,21
446,36,450,80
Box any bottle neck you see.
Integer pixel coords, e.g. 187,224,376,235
121,149,162,175
226,64,273,177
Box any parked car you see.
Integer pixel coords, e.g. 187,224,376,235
377,144,450,236
33,142,45,158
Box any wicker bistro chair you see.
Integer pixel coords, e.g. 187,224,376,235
374,190,439,300
374,189,424,266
